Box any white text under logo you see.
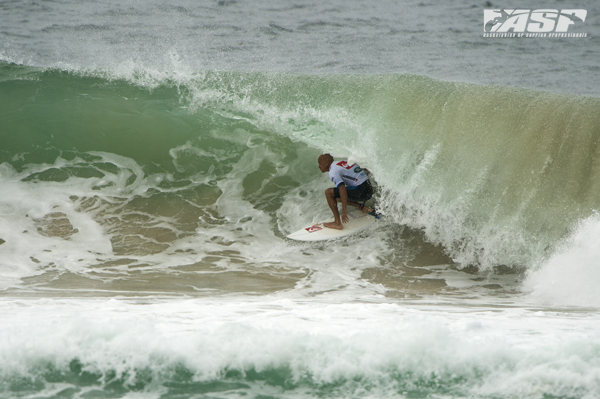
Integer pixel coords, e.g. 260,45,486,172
483,9,587,37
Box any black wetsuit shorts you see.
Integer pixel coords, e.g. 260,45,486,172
333,180,373,202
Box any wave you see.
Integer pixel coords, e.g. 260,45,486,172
1,62,600,279
1,299,599,399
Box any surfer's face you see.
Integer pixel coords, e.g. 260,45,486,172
318,154,333,173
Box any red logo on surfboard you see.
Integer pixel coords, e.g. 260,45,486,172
305,224,323,233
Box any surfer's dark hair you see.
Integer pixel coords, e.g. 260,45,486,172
318,153,333,164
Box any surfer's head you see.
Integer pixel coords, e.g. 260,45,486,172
318,154,334,173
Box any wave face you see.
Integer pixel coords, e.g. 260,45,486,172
1,62,600,281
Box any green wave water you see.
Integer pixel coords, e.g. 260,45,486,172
2,62,600,273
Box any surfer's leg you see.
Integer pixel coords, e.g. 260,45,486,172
324,188,343,229
335,198,362,209
358,203,381,218
338,198,362,209
358,203,371,213
350,181,375,214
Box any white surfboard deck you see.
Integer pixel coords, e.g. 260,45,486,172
286,211,377,242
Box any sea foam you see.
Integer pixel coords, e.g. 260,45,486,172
525,213,600,308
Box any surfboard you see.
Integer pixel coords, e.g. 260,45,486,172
286,211,377,242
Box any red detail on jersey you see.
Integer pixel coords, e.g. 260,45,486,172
336,161,355,170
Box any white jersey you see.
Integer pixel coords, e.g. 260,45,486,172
329,161,368,189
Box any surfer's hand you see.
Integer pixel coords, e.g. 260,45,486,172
342,211,349,223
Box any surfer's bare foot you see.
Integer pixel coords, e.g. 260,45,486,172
360,206,381,218
323,221,343,230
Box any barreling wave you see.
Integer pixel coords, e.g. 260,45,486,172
1,61,600,274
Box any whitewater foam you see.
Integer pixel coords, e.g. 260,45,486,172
525,213,600,308
2,297,600,398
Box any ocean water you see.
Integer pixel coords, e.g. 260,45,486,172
1,1,600,398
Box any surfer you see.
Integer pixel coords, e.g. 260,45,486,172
318,153,377,230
